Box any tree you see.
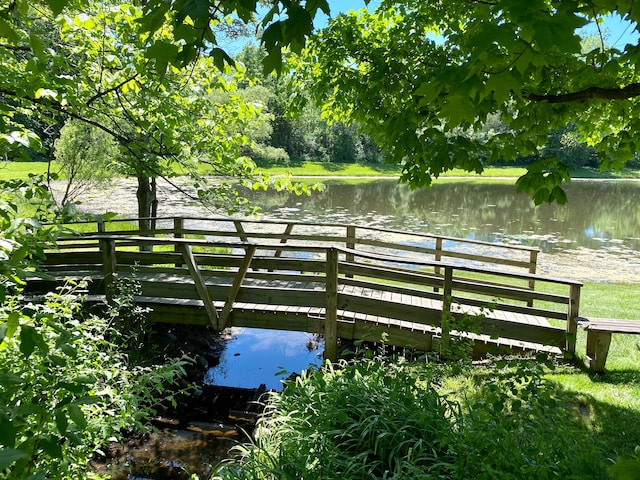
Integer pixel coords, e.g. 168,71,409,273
0,0,326,226
294,0,640,203
53,119,119,204
236,43,384,164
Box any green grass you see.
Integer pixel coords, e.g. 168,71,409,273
5,160,640,182
0,160,52,180
213,355,621,479
256,161,640,180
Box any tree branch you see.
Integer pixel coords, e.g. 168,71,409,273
526,83,640,103
86,74,140,106
0,43,30,52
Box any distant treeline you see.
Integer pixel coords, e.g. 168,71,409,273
14,43,640,171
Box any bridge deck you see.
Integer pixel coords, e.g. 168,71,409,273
39,268,561,356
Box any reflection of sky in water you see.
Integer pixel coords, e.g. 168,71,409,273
204,329,324,391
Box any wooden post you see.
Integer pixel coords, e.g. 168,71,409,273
97,220,106,234
100,238,117,305
221,245,257,327
440,266,453,357
274,223,294,259
527,250,538,307
586,330,612,373
434,237,443,293
174,217,184,268
179,243,220,330
271,223,294,272
324,248,339,362
566,283,581,354
345,225,356,279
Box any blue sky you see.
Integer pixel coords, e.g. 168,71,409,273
223,2,638,53
321,1,638,47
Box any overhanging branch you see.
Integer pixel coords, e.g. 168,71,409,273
526,82,640,103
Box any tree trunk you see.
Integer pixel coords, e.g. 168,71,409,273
136,174,157,251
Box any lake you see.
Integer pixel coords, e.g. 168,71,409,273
73,177,640,282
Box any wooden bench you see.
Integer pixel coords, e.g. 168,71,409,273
578,317,640,372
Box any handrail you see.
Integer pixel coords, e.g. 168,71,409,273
57,216,540,279
53,235,576,286
63,215,539,252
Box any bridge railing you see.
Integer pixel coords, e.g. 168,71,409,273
42,234,580,361
58,216,541,300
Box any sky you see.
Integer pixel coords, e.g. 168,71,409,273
320,1,638,47
223,2,638,54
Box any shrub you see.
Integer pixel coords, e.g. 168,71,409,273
213,356,607,479
0,283,190,479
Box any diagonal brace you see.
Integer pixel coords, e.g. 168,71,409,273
221,245,257,327
178,243,220,329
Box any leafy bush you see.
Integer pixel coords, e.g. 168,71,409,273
0,282,190,479
213,356,607,480
0,177,189,478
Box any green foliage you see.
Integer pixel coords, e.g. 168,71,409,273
610,447,640,480
213,357,607,479
53,119,119,204
0,177,189,478
236,44,384,165
296,0,640,202
0,0,325,218
0,283,189,479
0,175,64,300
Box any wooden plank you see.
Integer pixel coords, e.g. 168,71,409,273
340,262,442,288
441,267,453,355
451,278,569,305
178,243,219,329
233,220,249,242
117,251,182,265
451,294,568,320
235,287,326,308
579,317,640,334
221,245,257,326
457,313,566,347
340,321,435,351
100,238,117,304
338,293,443,328
273,223,295,259
43,252,102,265
527,249,538,306
174,217,184,268
354,237,532,269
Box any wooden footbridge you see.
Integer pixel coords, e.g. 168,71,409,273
28,216,582,362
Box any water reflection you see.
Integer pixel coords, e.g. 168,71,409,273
204,328,324,391
241,179,640,254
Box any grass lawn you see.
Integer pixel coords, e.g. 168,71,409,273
4,160,640,182
0,160,51,180
549,281,640,455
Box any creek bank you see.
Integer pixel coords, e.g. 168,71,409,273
92,324,270,480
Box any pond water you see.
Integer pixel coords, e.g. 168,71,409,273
236,178,640,282
204,328,324,391
73,177,640,251
239,178,640,253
